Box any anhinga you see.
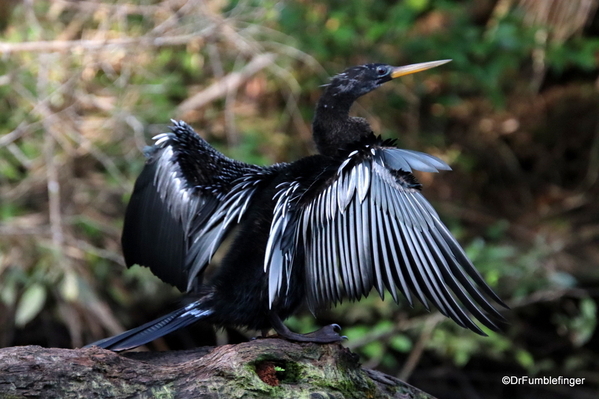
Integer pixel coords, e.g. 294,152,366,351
87,60,507,351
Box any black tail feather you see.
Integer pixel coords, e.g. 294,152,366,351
85,301,213,351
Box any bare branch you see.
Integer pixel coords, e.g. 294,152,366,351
176,53,276,115
398,314,443,381
53,0,164,15
38,54,65,251
0,32,215,54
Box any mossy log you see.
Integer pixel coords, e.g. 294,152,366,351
0,339,435,398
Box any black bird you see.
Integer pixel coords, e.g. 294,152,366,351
87,60,507,351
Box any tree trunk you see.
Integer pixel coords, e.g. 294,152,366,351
0,339,435,398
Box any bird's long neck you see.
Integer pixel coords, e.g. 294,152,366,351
312,92,372,158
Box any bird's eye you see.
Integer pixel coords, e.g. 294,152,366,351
376,66,388,76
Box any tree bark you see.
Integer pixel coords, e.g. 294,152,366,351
0,339,435,398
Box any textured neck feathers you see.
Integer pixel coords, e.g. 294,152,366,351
312,89,372,158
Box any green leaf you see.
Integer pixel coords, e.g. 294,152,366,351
406,0,429,12
60,272,79,302
0,278,17,306
390,334,413,353
15,283,47,327
572,298,597,347
515,349,534,369
362,341,385,359
549,272,577,289
454,349,471,367
343,325,370,341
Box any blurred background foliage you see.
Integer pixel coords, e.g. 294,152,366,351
0,0,598,398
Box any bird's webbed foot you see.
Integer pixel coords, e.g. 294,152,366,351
269,313,346,343
294,324,347,343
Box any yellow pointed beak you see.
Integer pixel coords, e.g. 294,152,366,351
391,59,451,79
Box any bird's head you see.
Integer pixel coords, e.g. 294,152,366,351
325,60,451,100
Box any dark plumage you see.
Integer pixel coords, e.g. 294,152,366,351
86,60,507,351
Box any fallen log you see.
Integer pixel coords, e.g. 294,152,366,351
0,339,435,398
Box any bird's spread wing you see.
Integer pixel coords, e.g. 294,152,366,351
122,121,272,292
265,143,506,334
